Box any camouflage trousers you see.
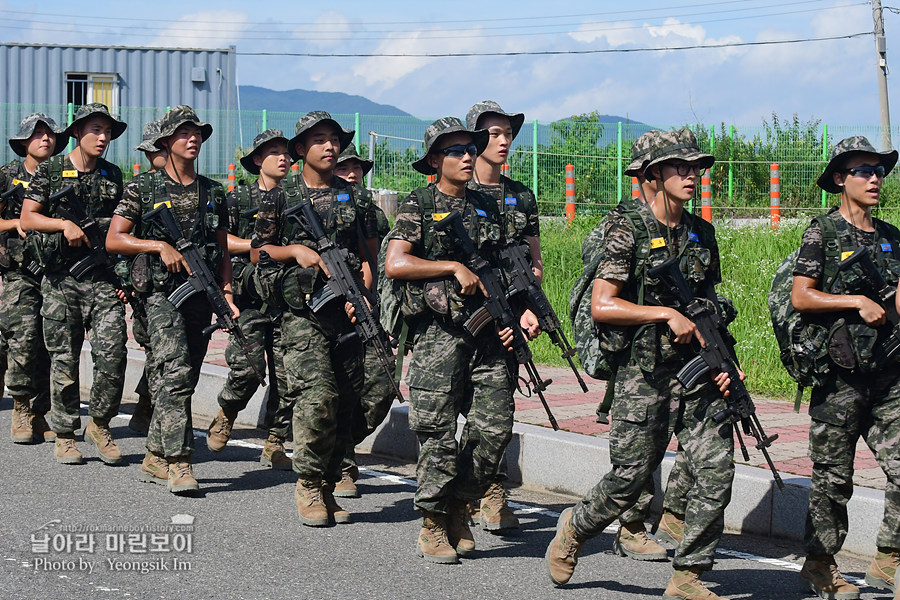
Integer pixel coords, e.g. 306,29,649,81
571,361,734,570
406,317,515,514
144,293,212,459
281,305,363,482
217,308,291,439
619,447,692,524
805,366,900,555
41,270,126,433
130,299,155,407
0,270,50,412
341,341,398,470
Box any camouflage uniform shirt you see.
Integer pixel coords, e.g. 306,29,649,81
27,155,122,221
793,219,876,281
116,170,228,237
469,176,539,244
0,160,31,218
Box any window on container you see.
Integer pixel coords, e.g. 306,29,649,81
65,73,120,114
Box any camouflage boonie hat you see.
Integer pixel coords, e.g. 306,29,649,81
624,130,660,176
643,128,714,176
288,111,355,161
465,100,525,140
240,129,290,175
411,117,490,175
63,102,127,140
9,112,67,157
817,135,898,193
157,105,213,143
336,142,374,176
135,119,163,152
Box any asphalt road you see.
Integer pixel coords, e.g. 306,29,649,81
0,398,888,600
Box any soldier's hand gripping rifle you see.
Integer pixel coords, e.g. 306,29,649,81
142,203,266,386
436,210,559,430
501,243,588,393
649,256,784,490
838,246,900,363
283,200,405,403
50,184,112,280
1,184,43,278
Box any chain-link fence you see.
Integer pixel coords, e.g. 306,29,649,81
3,102,898,220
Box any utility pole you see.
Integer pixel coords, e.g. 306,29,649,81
873,0,893,150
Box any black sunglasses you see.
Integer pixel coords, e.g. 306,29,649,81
438,143,478,158
846,165,886,179
668,162,704,177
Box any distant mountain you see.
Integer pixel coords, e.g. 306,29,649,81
238,85,412,117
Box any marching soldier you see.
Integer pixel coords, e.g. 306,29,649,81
21,103,128,466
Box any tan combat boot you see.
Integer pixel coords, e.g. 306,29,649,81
417,511,459,564
663,566,724,599
139,452,169,485
295,479,329,527
206,407,237,452
447,498,475,556
656,510,686,546
867,548,899,591
167,460,200,495
85,418,122,465
614,520,669,561
259,434,292,470
800,554,860,600
10,398,33,443
545,507,589,586
333,465,360,498
32,413,56,443
54,432,84,465
322,482,351,524
479,481,519,531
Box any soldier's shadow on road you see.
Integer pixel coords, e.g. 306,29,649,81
351,496,420,524
190,444,297,493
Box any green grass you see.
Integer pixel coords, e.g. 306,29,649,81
531,216,808,401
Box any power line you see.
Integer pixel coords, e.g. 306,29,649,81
236,32,872,57
0,1,861,41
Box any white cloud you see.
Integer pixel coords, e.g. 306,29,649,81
148,10,249,48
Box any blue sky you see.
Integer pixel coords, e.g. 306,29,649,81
1,1,895,128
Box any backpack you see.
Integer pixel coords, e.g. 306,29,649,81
377,186,435,378
569,201,652,381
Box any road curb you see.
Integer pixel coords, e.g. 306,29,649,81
84,346,883,557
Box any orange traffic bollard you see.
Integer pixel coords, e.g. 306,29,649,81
701,169,712,222
133,163,140,177
632,176,640,198
501,163,510,179
565,164,575,224
427,174,436,184
227,163,236,192
770,163,781,229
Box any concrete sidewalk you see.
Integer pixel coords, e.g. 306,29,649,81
93,317,885,558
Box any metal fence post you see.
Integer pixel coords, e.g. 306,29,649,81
770,163,781,229
821,123,829,208
262,109,267,131
354,112,360,147
532,119,539,202
367,131,375,189
565,163,575,223
67,102,74,153
616,121,623,201
728,124,734,203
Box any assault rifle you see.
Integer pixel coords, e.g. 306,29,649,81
283,200,404,402
838,246,900,363
436,210,559,430
502,243,588,393
50,184,111,280
0,184,28,272
649,256,784,490
143,203,265,386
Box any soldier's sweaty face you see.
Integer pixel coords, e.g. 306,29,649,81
166,124,203,161
25,123,56,162
429,132,476,187
296,123,340,173
75,116,113,159
478,114,513,166
334,160,364,184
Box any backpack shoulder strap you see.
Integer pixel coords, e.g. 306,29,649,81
814,211,842,291
414,184,436,257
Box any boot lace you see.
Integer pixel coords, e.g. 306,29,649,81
426,517,451,547
172,462,193,479
94,423,115,448
13,402,31,429
298,481,322,506
212,412,233,436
